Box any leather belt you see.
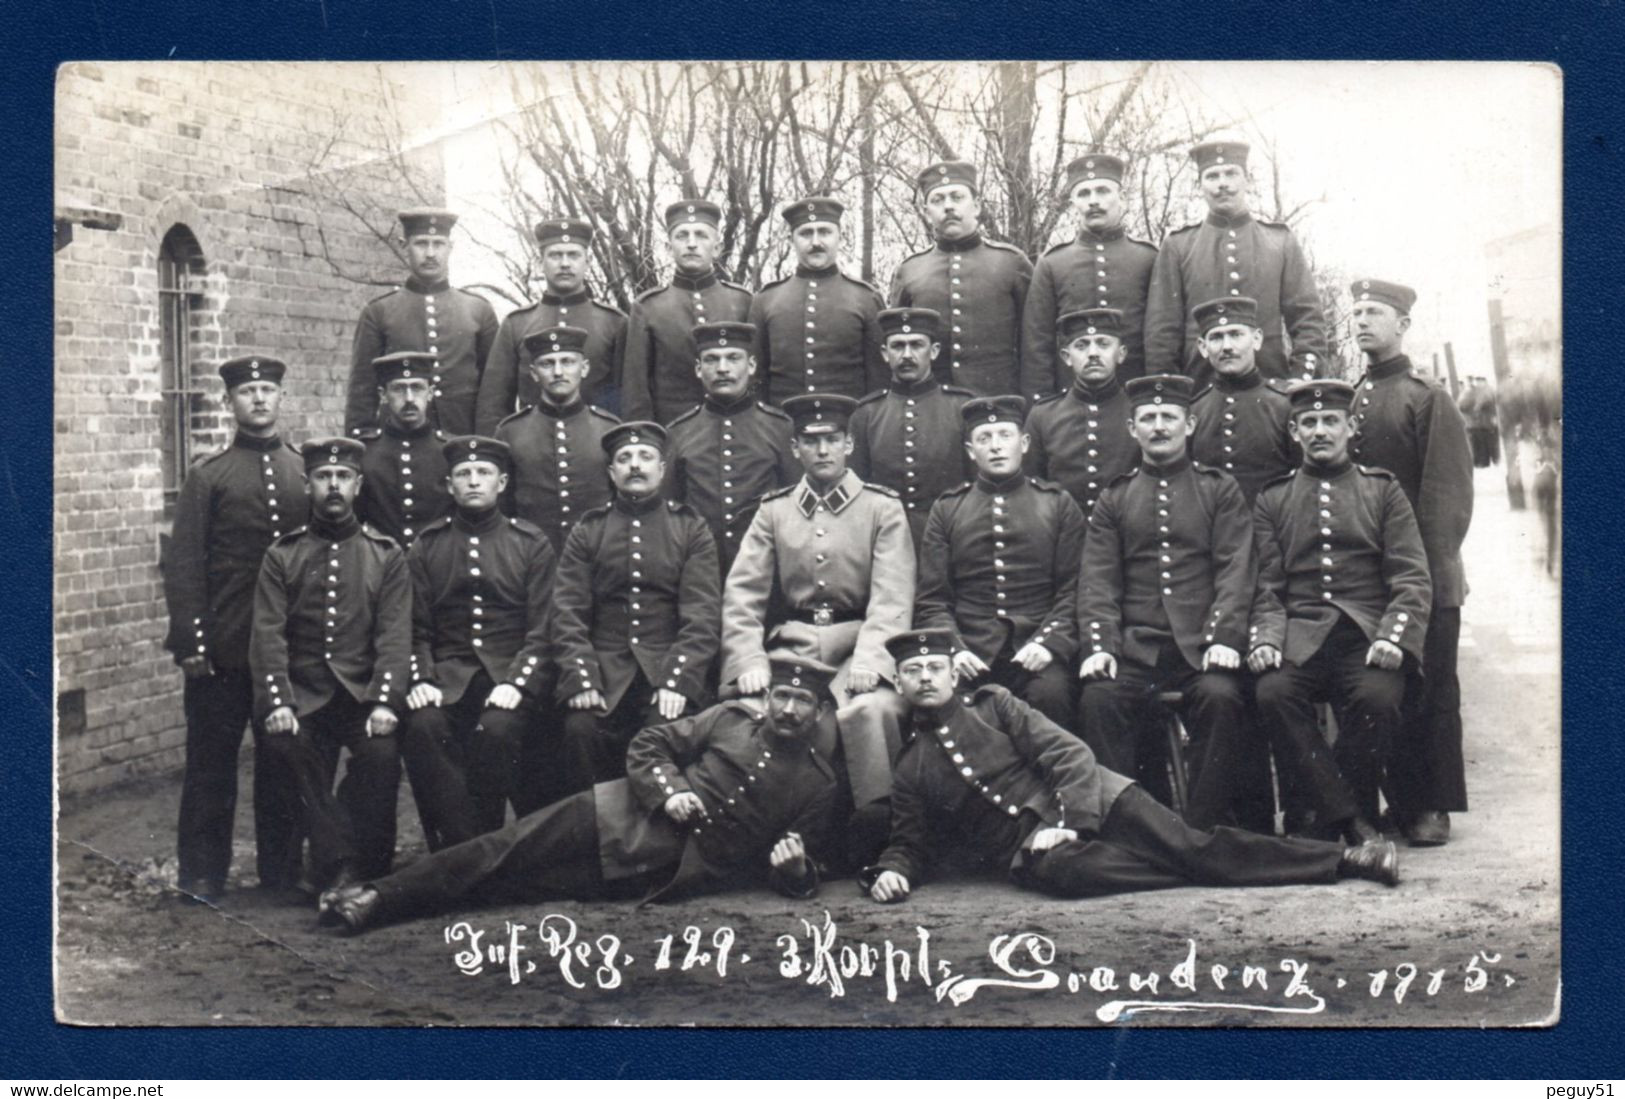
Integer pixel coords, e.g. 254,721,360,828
787,605,864,627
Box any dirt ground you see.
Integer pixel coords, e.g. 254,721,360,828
54,466,1560,1028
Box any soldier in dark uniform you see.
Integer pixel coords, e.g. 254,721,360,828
621,200,754,425
475,216,628,432
862,629,1399,905
251,438,411,894
750,196,887,405
1187,296,1299,503
317,656,843,933
494,325,621,552
1021,154,1157,397
1348,279,1475,847
356,352,451,548
848,307,976,542
916,396,1085,730
664,321,797,575
888,160,1033,396
1077,376,1254,829
399,437,556,851
1023,308,1139,518
1144,140,1328,386
1250,381,1433,846
162,355,307,900
551,422,722,801
344,208,499,438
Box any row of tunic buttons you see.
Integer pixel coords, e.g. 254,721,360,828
719,419,738,510
1220,395,1238,469
628,518,647,645
324,544,341,660
1156,479,1175,595
935,724,1020,816
801,287,819,388
466,533,487,647
1092,239,1111,307
424,295,444,397
902,398,921,496
554,419,575,530
399,439,420,540
1084,402,1103,494
990,494,1012,616
1225,229,1244,295
1317,481,1335,600
263,453,283,538
947,256,964,352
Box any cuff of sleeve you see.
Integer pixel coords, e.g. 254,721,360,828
646,764,691,803
1376,613,1415,649
1208,628,1248,653
508,653,546,694
565,656,601,696
771,863,821,900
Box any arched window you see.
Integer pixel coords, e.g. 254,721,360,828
158,225,205,513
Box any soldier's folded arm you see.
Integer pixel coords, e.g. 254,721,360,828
1030,492,1087,663
1279,232,1330,377
1075,490,1126,668
912,499,967,648
344,304,387,437
1206,475,1257,654
1142,242,1188,377
1246,490,1290,661
624,707,722,813
549,520,606,699
248,549,295,723
861,764,930,899
162,463,214,669
364,547,413,718
999,689,1104,836
1377,480,1435,661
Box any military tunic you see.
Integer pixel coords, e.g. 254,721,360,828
494,399,621,552
345,276,499,438
1020,228,1158,396
1143,212,1328,384
1188,370,1299,504
1023,379,1138,518
749,265,887,406
620,271,754,426
356,421,451,548
475,289,628,433
848,378,976,538
665,394,798,573
888,233,1033,396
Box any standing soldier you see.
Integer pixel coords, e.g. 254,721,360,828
888,160,1033,396
1021,153,1158,397
848,307,976,542
620,200,753,425
1186,297,1298,503
916,396,1086,730
399,436,555,851
750,197,887,405
356,352,451,548
1144,140,1328,386
551,422,722,801
162,355,307,900
251,438,411,894
1348,279,1474,847
494,325,620,552
1023,308,1140,518
665,322,797,575
344,208,498,438
475,216,627,432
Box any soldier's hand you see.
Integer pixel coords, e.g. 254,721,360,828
653,688,687,721
1012,642,1054,673
1366,640,1404,670
486,683,523,711
1079,652,1117,680
846,668,880,695
1028,826,1079,853
407,682,443,711
265,706,299,736
769,832,807,876
180,655,214,680
1203,643,1241,672
1247,645,1283,674
952,650,990,680
869,870,911,903
664,791,708,824
567,688,607,712
736,668,772,697
366,706,398,737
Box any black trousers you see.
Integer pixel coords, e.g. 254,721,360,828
1253,617,1407,828
1389,605,1468,814
1079,644,1249,831
553,669,688,805
1018,785,1344,897
177,668,301,889
400,671,534,851
260,694,401,884
964,644,1077,732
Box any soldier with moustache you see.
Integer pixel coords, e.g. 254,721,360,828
356,352,451,549
750,197,887,405
550,422,722,802
344,208,498,438
398,436,556,851
1021,153,1158,397
664,322,797,575
317,656,844,933
862,629,1399,905
1076,376,1254,829
476,216,628,430
1186,297,1299,503
621,200,754,426
163,355,308,901
1249,381,1433,847
847,307,976,542
1023,308,1140,518
1347,279,1474,847
1144,140,1328,387
251,438,411,895
888,160,1033,396
915,396,1086,731
494,324,621,552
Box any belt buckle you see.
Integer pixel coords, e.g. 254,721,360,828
812,607,834,626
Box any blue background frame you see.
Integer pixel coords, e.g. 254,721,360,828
5,0,1619,1079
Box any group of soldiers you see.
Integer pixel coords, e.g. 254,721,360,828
162,137,1477,931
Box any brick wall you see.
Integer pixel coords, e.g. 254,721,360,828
54,62,450,792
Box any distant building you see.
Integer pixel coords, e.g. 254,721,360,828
1486,222,1560,382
